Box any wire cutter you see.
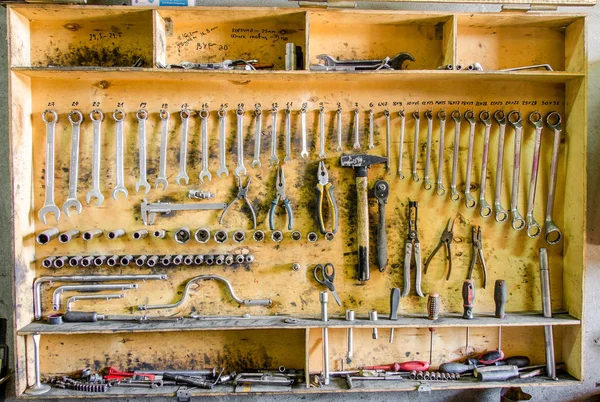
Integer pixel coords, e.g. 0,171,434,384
269,166,293,230
313,263,341,306
468,226,488,289
220,176,257,229
402,201,424,298
424,218,455,280
316,161,338,234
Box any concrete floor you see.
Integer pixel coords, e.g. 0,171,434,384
1,1,600,401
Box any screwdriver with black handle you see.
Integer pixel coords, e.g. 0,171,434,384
494,280,507,318
62,311,182,323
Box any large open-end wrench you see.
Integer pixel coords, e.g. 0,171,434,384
39,110,60,224
384,109,391,175
412,111,420,182
216,106,229,178
398,110,406,179
252,104,262,168
235,104,247,177
464,110,477,208
353,107,361,150
86,110,105,205
525,111,543,238
270,105,279,165
199,108,212,182
544,112,563,244
493,111,509,223
507,111,525,231
368,109,374,149
336,105,342,152
450,110,461,201
176,109,190,185
155,110,170,190
436,110,446,196
134,109,150,194
112,110,128,200
300,103,308,159
62,110,83,216
478,111,492,218
423,110,433,189
284,105,292,163
319,105,326,159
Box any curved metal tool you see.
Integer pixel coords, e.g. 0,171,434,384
39,110,60,224
526,112,543,238
412,111,420,182
478,111,492,218
544,112,563,244
235,104,247,177
86,109,105,205
176,109,190,185
450,110,461,201
135,109,150,194
155,109,170,190
423,110,433,189
220,176,257,229
112,110,128,200
199,108,212,183
493,111,509,223
464,110,477,208
313,52,415,71
53,283,137,311
252,104,262,168
63,110,83,215
507,111,525,231
436,110,446,195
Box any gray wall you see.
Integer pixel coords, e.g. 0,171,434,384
2,1,599,401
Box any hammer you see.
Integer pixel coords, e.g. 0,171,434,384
340,154,387,281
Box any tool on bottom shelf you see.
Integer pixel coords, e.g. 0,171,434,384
540,248,557,380
220,176,257,229
389,288,400,343
494,280,507,318
402,201,423,297
374,180,389,271
424,218,455,280
468,226,488,288
269,166,294,230
313,263,341,306
321,291,330,386
49,311,183,325
361,361,429,372
346,310,354,361
316,161,339,234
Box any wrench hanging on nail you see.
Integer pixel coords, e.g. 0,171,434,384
464,110,477,208
478,111,493,218
398,110,406,179
87,109,106,205
63,110,83,215
135,109,150,194
436,110,446,196
493,111,509,223
235,104,247,177
544,112,563,245
155,110,170,190
39,110,60,224
450,110,461,201
319,105,326,159
507,111,525,231
412,111,420,183
336,104,343,152
526,111,543,238
199,108,212,183
353,106,361,150
252,104,262,169
270,105,279,166
423,110,433,189
385,109,391,175
284,105,292,164
368,108,374,149
176,109,190,185
300,103,308,159
112,110,128,200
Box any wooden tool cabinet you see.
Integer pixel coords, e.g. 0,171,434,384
8,4,588,397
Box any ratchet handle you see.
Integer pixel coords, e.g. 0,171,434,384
494,280,507,319
243,299,273,306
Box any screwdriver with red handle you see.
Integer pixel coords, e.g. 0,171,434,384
362,361,430,372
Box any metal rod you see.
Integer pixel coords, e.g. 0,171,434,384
321,292,329,385
540,248,557,380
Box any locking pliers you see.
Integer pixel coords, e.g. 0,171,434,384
402,201,424,297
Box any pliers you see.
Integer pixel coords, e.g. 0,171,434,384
424,217,455,280
269,166,293,230
402,201,424,298
219,176,257,229
316,161,338,234
468,226,488,289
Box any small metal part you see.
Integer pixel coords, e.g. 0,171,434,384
245,254,254,264
147,255,159,267
106,255,119,267
93,255,106,266
253,230,265,242
214,230,228,244
291,263,300,271
107,229,125,240
59,230,80,243
291,231,302,241
216,255,225,265
205,255,215,265
173,255,183,265
188,189,215,200
369,310,378,339
412,111,420,182
42,257,55,268
271,230,283,243
195,228,211,243
183,255,195,265
120,255,133,266
233,230,246,243
53,256,68,268
284,106,292,163
175,228,191,244
153,229,166,239
36,228,60,245
161,255,172,266
225,255,234,265
325,232,334,242
66,293,124,312
194,255,204,265
69,256,83,267
81,256,94,267
236,254,246,264
132,229,149,240
307,232,318,242
136,255,148,267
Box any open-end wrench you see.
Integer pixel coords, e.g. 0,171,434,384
62,110,83,216
284,105,292,163
217,106,229,178
112,110,128,200
544,112,563,244
235,104,247,177
525,111,543,238
368,108,374,149
39,110,60,224
300,103,308,159
398,110,406,179
423,110,433,189
176,109,190,185
436,110,446,196
464,110,477,208
199,108,212,182
134,109,150,194
86,110,105,205
450,110,461,201
478,111,493,218
252,104,262,168
155,110,170,190
507,111,525,231
270,105,279,166
412,111,420,182
493,111,509,223
336,104,342,152
353,107,360,150
319,105,326,159
384,109,391,175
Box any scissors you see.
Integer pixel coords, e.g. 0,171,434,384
313,263,341,306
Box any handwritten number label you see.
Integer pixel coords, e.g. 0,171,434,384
117,102,125,108
92,101,101,107
139,102,147,108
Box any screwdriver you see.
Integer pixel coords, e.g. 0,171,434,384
462,280,475,319
389,288,400,343
427,293,440,365
494,280,507,318
362,361,429,372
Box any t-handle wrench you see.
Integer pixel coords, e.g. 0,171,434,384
39,110,60,224
412,111,420,182
507,111,525,230
155,109,170,190
112,109,128,200
526,112,543,238
199,108,212,182
353,106,361,150
86,109,105,205
63,110,83,216
450,110,461,201
423,110,433,189
319,105,326,159
464,110,477,208
284,105,292,164
252,104,262,168
436,110,446,196
493,111,509,223
235,104,247,177
544,112,563,245
300,103,308,159
398,110,406,179
175,109,190,185
135,109,150,194
270,105,279,166
478,111,493,218
336,104,343,152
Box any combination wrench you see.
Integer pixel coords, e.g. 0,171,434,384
319,105,326,159
525,111,543,238
464,110,477,208
478,111,493,218
284,105,292,163
134,109,150,194
544,112,563,244
411,111,420,182
155,109,170,190
175,109,190,185
252,105,262,168
398,110,406,179
300,103,308,159
86,109,105,205
336,104,342,152
423,110,433,189
450,110,461,201
112,109,128,200
62,110,83,216
353,106,360,150
384,109,391,175
507,111,525,231
493,111,509,223
199,108,212,182
368,108,375,149
235,104,247,177
39,110,60,224
216,106,229,178
435,110,446,196
270,105,279,165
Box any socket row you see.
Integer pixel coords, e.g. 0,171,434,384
42,254,255,269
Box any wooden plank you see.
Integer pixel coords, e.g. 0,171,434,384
153,10,167,67
7,7,31,67
565,17,586,73
442,16,456,67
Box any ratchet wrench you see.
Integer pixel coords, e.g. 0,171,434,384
336,104,343,152
368,108,374,149
384,109,391,175
112,110,128,200
63,110,83,215
270,105,279,166
235,104,247,177
199,108,212,182
450,110,461,201
252,104,262,168
423,110,433,189
412,111,420,182
398,110,406,179
478,111,493,218
436,110,446,196
507,111,525,231
39,110,60,224
155,109,170,190
353,107,361,150
300,103,308,159
284,105,292,163
319,105,326,159
525,111,543,238
134,109,150,194
175,109,190,185
544,112,563,244
464,110,477,208
86,109,105,205
493,111,509,223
